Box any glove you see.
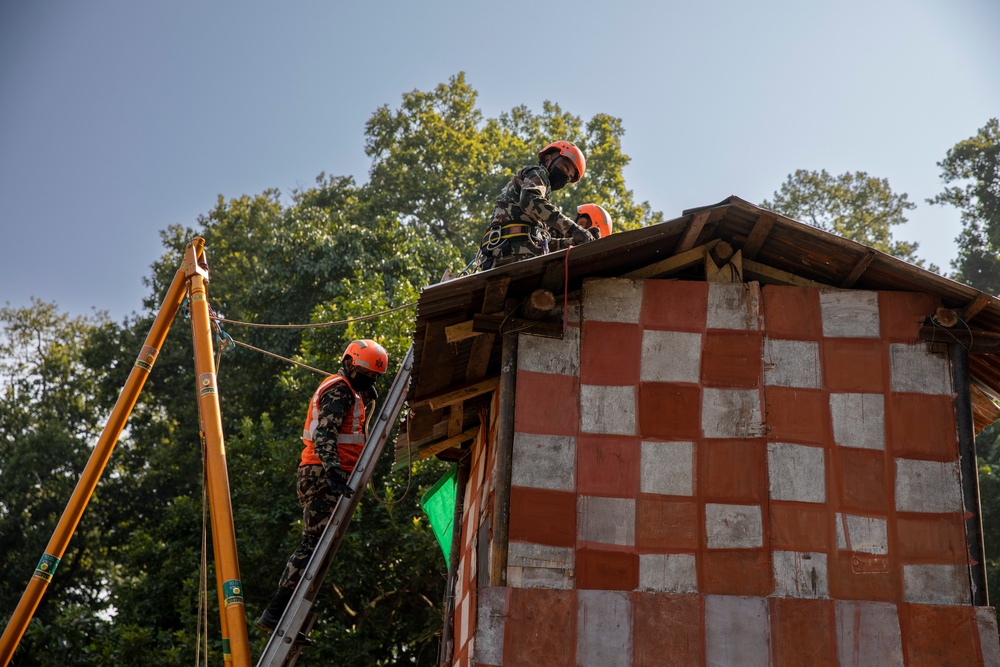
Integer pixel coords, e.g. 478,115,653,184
361,385,378,404
588,226,602,240
569,223,594,246
326,468,354,498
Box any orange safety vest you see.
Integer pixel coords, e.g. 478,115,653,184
300,374,366,472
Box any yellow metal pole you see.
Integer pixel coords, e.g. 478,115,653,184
184,238,251,666
0,267,188,666
198,414,233,663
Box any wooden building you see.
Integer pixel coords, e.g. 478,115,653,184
400,197,1000,666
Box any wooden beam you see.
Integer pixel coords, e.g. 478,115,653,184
840,250,878,288
674,210,710,253
393,426,479,471
445,320,478,343
743,259,827,288
522,289,556,319
622,239,720,280
920,325,1000,354
448,403,464,437
489,333,518,586
466,275,511,380
962,292,993,323
742,213,775,259
472,313,564,339
409,376,500,411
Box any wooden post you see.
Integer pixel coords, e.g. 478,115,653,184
489,333,518,586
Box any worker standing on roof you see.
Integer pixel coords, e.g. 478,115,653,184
257,339,389,638
550,203,613,250
477,140,594,270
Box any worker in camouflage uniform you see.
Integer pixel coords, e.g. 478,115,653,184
257,339,389,640
477,140,594,270
549,203,613,251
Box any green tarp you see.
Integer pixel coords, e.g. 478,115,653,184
421,465,457,563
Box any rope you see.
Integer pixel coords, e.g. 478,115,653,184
211,301,418,330
230,338,335,377
563,245,573,333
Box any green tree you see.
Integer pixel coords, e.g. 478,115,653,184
928,118,1000,292
762,169,929,266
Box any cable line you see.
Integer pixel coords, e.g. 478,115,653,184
210,301,418,330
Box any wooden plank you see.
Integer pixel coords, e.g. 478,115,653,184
743,259,828,288
674,210,710,253
465,275,511,381
445,320,478,343
840,250,878,288
920,325,1000,354
962,292,993,323
742,213,775,259
409,376,500,411
393,426,479,470
472,313,564,339
448,403,464,437
622,239,720,280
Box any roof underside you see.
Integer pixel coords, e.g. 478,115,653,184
400,196,1000,461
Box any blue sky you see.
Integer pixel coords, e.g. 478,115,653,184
2,0,998,321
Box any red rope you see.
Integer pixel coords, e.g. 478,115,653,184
563,245,572,333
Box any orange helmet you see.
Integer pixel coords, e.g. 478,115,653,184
538,141,586,183
577,203,613,238
342,339,389,374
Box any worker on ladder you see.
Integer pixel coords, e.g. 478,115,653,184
256,339,389,639
477,140,594,270
549,203,613,250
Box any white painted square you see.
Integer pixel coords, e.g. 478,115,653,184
474,588,505,664
639,553,697,593
578,496,636,546
767,442,826,503
578,590,632,667
895,459,963,513
976,608,1000,667
890,343,952,395
707,282,759,330
640,440,694,496
507,542,574,590
518,325,580,376
835,601,903,666
764,338,822,388
772,550,829,598
511,433,575,491
580,384,636,435
836,514,888,554
903,564,967,605
705,595,770,666
705,503,763,548
702,388,763,438
830,393,885,450
582,278,643,324
640,329,702,383
820,290,880,338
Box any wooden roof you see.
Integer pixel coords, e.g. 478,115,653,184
398,196,1000,463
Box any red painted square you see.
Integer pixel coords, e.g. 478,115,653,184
701,331,762,388
880,291,940,343
635,496,699,550
633,593,702,666
505,588,576,667
770,502,831,552
701,550,772,595
833,448,889,514
770,598,836,666
698,438,766,503
897,514,969,564
887,393,958,460
638,382,702,439
822,338,885,393
827,551,896,601
901,604,980,667
764,387,829,445
514,370,579,436
641,279,708,332
576,547,639,590
509,486,576,547
762,285,822,340
577,434,640,498
580,320,642,385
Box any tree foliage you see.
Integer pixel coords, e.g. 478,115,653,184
929,118,1000,292
2,73,657,665
762,168,929,267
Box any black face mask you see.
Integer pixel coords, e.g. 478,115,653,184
547,164,569,191
349,369,378,392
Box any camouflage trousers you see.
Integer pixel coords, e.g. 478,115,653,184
277,464,344,590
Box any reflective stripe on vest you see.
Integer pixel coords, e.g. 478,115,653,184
300,374,366,469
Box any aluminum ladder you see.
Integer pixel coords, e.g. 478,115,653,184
256,345,414,667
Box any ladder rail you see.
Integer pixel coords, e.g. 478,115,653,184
256,345,414,667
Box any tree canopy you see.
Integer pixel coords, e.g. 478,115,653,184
1,73,658,666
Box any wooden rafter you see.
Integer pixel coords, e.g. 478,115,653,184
840,250,878,288
742,213,775,259
743,259,827,288
409,376,500,411
623,239,720,280
674,211,710,254
962,292,993,324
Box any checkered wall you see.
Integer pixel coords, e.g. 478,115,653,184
466,278,1000,667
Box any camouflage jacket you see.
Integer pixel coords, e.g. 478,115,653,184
312,380,356,472
489,165,578,236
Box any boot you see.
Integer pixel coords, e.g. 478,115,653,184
257,587,293,632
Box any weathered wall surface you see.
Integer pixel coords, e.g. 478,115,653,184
455,278,1000,666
